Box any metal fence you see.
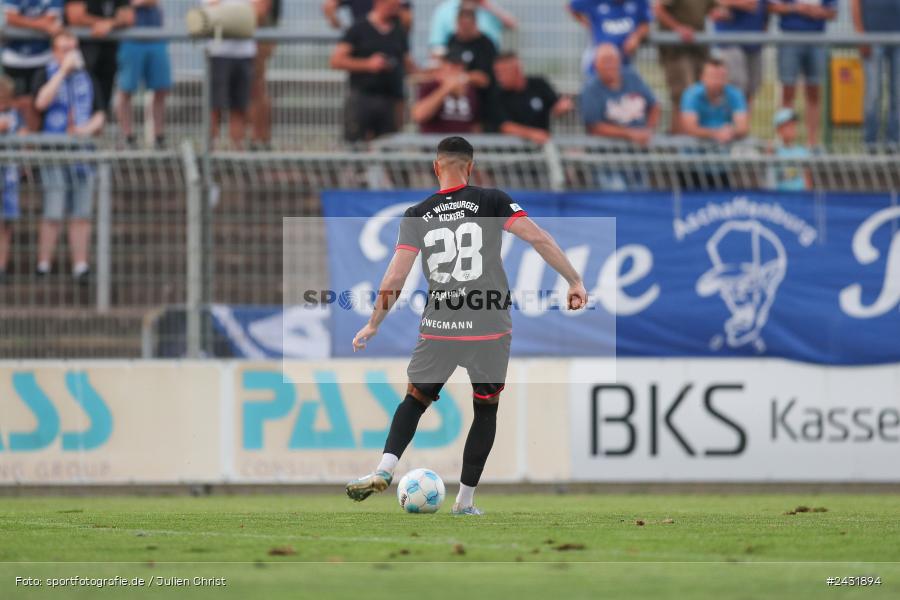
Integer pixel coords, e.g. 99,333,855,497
1,134,897,359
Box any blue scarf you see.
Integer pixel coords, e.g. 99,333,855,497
42,60,94,134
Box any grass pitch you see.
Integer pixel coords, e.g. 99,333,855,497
1,493,898,599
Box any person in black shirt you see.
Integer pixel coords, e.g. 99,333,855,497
330,0,415,142
485,52,574,144
323,0,412,32
64,0,133,110
346,136,587,515
445,6,496,91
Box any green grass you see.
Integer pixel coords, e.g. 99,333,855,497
1,493,898,599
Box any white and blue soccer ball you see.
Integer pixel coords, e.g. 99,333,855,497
397,468,445,514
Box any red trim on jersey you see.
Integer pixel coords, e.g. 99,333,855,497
395,244,420,254
503,210,528,231
419,330,511,341
437,183,467,195
473,385,505,400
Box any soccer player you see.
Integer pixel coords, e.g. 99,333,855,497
346,136,587,515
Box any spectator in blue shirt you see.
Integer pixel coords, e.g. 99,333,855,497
582,43,659,145
0,75,24,284
32,30,106,283
569,0,651,72
116,0,171,148
711,0,769,108
680,57,749,144
3,0,64,131
852,0,900,147
770,0,837,147
428,0,517,55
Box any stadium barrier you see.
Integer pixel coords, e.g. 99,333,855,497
1,359,897,485
1,140,898,359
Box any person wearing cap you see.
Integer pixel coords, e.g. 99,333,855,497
680,57,749,144
412,54,481,134
769,107,811,191
851,0,900,148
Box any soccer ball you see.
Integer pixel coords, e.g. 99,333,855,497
396,468,445,513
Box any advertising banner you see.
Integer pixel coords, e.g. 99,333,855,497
569,359,900,482
319,190,900,365
0,363,221,484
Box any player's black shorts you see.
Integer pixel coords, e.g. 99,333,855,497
407,334,511,401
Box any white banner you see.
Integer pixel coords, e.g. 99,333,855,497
569,359,900,481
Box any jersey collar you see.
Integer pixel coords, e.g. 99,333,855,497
437,183,467,195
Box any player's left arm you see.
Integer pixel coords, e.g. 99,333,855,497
508,216,588,310
352,248,419,351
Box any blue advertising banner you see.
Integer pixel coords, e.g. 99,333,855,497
318,190,900,365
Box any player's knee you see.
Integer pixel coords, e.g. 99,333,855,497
406,383,434,408
473,394,500,406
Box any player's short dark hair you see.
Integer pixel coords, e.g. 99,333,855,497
437,136,474,162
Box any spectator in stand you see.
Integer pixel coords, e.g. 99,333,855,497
653,0,716,133
3,0,63,131
249,0,277,150
0,76,24,284
680,58,748,143
412,55,480,134
486,51,573,144
323,0,412,31
64,0,134,110
32,30,105,283
205,0,259,150
769,107,811,190
711,0,769,109
115,0,171,149
446,6,497,91
851,0,900,148
770,0,837,147
581,43,659,145
330,0,414,143
429,0,517,56
569,0,651,73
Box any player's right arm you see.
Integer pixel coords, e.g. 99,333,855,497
352,247,419,352
508,216,588,310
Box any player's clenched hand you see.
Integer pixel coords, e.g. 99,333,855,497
352,323,379,352
567,281,588,310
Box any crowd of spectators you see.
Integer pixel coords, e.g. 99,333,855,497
327,0,900,155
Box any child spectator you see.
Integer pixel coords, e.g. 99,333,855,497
32,30,105,283
769,107,811,190
770,0,837,147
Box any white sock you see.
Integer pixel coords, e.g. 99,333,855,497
376,453,399,475
37,261,50,274
72,262,89,276
456,483,476,507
